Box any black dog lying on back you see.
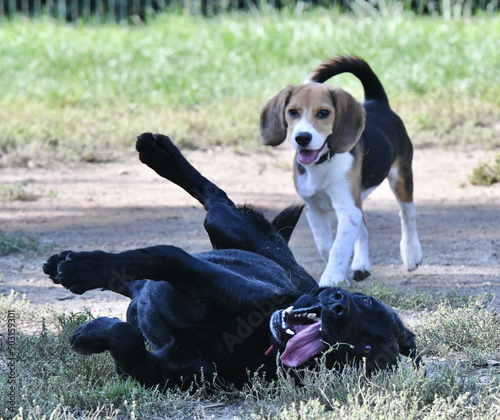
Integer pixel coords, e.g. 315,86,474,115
43,133,419,390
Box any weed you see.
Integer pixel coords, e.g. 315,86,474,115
0,230,45,256
417,295,500,366
0,291,49,326
242,352,500,418
470,153,500,186
0,182,36,201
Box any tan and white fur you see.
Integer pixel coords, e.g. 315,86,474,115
260,55,422,287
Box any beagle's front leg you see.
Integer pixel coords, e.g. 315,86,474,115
318,196,363,287
320,209,361,287
303,198,335,263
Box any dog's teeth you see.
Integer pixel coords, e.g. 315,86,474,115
285,329,295,336
285,306,293,314
307,313,318,320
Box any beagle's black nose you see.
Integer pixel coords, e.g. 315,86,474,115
295,132,312,147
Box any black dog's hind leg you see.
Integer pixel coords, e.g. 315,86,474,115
137,133,302,251
71,317,163,388
136,132,233,211
137,132,282,252
135,132,317,292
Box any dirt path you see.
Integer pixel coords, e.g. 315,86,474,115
1,145,499,320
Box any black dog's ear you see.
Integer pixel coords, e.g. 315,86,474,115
272,204,304,244
260,85,295,146
398,327,422,367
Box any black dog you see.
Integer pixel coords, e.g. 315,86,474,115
43,133,418,390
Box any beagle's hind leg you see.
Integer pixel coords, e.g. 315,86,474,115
351,217,372,281
388,157,423,271
136,133,233,211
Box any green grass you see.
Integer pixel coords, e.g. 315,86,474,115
1,292,499,419
352,282,474,311
417,295,500,366
1,13,500,167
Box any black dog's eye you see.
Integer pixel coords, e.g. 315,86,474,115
317,109,330,119
364,343,373,354
288,109,299,119
362,297,372,307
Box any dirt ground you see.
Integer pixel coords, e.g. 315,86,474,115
1,144,499,322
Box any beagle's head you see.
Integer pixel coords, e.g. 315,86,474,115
260,83,366,165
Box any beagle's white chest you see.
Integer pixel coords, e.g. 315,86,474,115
295,152,355,200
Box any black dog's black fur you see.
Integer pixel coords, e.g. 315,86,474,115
43,133,418,390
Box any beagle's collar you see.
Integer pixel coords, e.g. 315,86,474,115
315,150,335,165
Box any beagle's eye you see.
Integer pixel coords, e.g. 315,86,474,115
362,297,372,307
317,109,330,119
288,109,299,119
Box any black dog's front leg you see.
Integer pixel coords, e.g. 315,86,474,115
44,250,141,295
71,317,163,388
43,245,197,295
44,245,289,307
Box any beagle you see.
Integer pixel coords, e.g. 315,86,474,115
260,55,422,287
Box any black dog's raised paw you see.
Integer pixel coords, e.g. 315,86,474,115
136,132,173,154
136,132,230,211
135,133,186,182
43,250,110,295
136,133,175,168
42,250,73,282
71,317,122,355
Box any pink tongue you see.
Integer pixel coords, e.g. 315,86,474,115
297,149,321,165
280,321,324,367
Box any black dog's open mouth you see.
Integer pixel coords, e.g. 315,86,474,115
270,306,325,367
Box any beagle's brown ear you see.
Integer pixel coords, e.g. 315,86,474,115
327,87,366,154
259,85,295,146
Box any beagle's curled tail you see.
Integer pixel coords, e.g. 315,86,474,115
305,55,389,104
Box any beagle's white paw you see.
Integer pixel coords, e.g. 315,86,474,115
401,238,423,271
319,268,352,288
